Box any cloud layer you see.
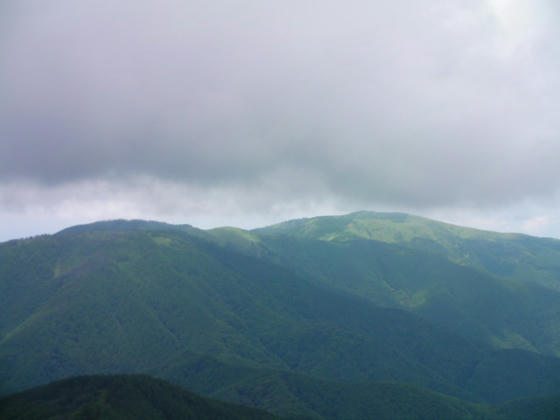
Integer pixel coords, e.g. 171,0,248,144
1,0,560,238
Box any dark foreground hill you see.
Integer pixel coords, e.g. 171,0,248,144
2,374,560,420
0,374,279,420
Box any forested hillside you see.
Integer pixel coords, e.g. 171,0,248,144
3,212,560,418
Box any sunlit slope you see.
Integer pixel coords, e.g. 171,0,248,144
255,211,560,291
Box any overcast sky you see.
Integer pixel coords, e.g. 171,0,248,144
1,0,560,241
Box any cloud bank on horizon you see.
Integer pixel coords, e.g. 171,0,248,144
1,0,560,239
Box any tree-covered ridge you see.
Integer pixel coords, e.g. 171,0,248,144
148,351,528,419
0,374,280,420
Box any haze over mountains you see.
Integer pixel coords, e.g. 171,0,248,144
3,211,560,419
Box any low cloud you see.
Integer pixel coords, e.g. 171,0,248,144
1,0,560,238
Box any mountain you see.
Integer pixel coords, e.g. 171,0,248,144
0,225,489,398
0,374,279,420
3,212,560,418
246,212,560,355
254,211,560,291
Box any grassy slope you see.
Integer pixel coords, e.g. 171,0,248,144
255,211,560,291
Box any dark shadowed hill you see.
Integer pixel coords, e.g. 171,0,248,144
0,374,279,420
3,373,560,420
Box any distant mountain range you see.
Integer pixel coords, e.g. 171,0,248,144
3,211,560,418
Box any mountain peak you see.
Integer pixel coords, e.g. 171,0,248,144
55,219,194,236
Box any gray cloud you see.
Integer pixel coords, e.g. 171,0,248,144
1,0,560,236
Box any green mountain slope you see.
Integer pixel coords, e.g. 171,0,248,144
245,235,560,355
3,215,560,416
497,394,560,420
152,347,560,414
255,211,560,291
244,212,560,355
151,350,495,419
0,226,489,398
0,374,279,420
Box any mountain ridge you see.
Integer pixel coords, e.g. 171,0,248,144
4,211,560,417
